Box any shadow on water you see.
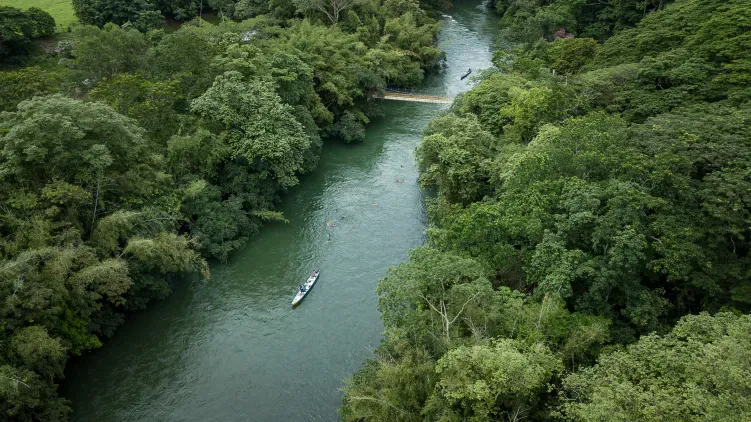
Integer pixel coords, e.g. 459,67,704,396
62,2,501,421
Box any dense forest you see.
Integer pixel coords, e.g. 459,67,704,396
341,0,751,420
2,0,751,420
0,0,442,419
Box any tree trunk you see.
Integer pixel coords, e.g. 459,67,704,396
90,171,101,235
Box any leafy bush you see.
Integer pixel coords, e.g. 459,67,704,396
0,6,55,62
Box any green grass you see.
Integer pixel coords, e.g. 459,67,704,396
5,0,78,32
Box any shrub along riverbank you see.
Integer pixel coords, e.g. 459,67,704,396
341,0,751,420
0,0,446,418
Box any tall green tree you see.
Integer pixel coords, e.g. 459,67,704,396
426,339,561,421
191,71,313,187
68,24,149,81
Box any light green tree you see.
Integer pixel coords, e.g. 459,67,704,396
191,71,312,187
427,339,562,421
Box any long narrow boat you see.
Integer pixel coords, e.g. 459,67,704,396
292,270,319,306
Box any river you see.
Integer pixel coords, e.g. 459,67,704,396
62,2,501,420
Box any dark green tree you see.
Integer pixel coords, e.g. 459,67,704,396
0,6,55,62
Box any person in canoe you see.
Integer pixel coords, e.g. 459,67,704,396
298,284,306,293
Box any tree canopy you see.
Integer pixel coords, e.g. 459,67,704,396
0,0,445,417
5,0,751,419
342,0,751,419
559,312,751,420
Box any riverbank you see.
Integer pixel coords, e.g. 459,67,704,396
61,3,501,420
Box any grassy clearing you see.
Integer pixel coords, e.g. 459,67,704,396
5,0,78,32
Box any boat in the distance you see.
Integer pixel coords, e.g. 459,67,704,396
292,270,319,306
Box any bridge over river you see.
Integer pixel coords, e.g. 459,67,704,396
381,88,454,104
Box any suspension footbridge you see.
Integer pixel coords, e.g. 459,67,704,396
379,88,454,104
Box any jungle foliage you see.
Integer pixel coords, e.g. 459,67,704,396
71,0,451,26
492,0,672,41
341,0,751,420
0,0,444,418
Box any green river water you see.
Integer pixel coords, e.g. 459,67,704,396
63,3,501,420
